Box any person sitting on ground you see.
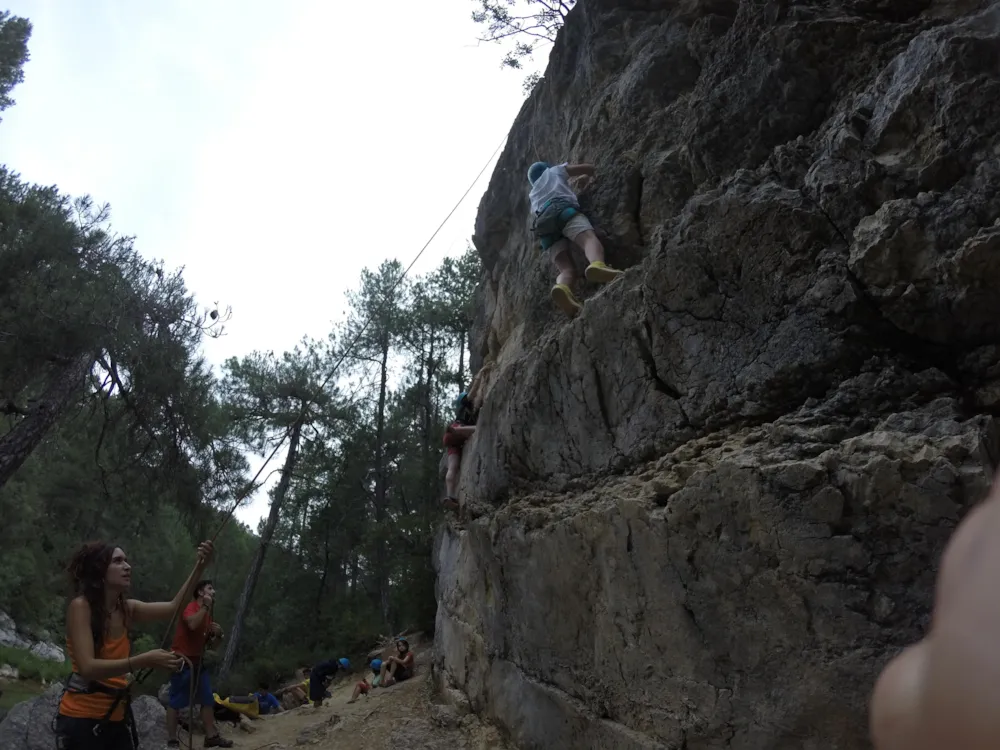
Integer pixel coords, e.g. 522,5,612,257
347,659,383,704
378,639,415,687
308,657,349,707
254,682,282,715
56,539,214,750
274,667,308,709
527,160,623,317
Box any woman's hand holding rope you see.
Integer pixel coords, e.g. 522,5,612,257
131,648,183,672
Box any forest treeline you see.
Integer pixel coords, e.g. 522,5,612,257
0,9,480,692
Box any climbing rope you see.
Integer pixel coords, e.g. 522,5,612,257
118,134,509,742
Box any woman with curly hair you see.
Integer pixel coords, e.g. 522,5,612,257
55,539,214,749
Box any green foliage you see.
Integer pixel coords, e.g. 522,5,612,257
0,645,69,683
0,679,45,713
0,11,484,696
0,11,30,118
471,0,573,89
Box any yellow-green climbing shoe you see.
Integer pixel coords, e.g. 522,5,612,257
551,284,582,317
585,261,623,284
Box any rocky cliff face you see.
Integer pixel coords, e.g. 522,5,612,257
435,1,1000,748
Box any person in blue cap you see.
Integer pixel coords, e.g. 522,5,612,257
527,160,623,317
347,659,384,704
308,657,349,707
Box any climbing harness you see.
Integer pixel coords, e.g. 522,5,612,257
532,197,580,248
53,672,139,749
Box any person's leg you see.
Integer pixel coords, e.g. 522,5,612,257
54,716,103,750
199,672,233,747
108,721,134,750
445,452,461,501
166,668,189,743
308,671,325,707
201,705,219,737
551,240,576,287
166,708,180,743
347,682,368,704
384,660,399,686
563,215,623,284
549,242,582,317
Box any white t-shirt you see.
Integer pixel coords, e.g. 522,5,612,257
528,163,579,213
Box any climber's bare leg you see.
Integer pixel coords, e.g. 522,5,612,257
573,229,605,265
445,453,461,502
550,241,583,316
552,241,576,287
870,476,1000,749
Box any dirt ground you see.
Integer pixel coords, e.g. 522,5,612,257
194,642,512,750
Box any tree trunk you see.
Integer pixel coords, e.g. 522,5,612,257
315,516,331,616
219,419,304,680
0,352,93,490
373,332,391,629
422,335,435,515
457,331,466,388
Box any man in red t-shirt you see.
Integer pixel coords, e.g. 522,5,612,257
165,580,232,748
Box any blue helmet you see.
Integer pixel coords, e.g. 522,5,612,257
338,658,350,670
454,391,468,409
527,161,549,185
371,658,382,672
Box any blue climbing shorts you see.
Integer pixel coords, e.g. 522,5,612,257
168,663,214,709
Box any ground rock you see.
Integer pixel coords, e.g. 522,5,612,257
0,684,167,750
28,642,64,663
0,612,30,651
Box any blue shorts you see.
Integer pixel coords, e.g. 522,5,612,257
168,663,214,709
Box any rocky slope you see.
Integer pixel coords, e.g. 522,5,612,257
435,1,1000,748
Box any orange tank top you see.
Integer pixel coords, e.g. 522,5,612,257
59,629,131,721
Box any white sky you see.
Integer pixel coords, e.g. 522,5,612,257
0,1,546,528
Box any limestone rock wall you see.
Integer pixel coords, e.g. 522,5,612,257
436,1,1000,748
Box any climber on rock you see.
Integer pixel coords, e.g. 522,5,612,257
527,160,623,317
442,370,485,512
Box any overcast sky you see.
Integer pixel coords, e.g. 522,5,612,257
0,0,545,527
